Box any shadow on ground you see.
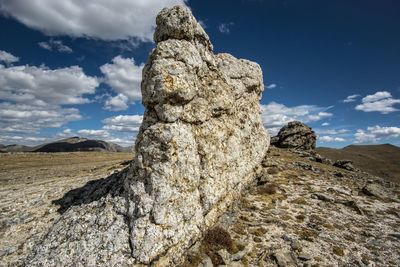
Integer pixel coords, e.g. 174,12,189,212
53,166,130,214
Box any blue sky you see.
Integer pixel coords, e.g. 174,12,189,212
0,0,399,148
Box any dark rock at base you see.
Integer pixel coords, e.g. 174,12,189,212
333,160,358,172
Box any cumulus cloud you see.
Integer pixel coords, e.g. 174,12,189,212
0,102,81,135
0,50,19,64
100,56,144,110
322,122,330,126
0,0,186,41
318,136,346,142
69,115,144,146
266,83,277,89
77,129,109,139
342,94,360,103
355,91,400,114
0,64,99,105
102,115,143,132
261,102,333,129
355,125,400,143
0,54,99,144
218,22,234,34
38,39,73,53
316,129,349,135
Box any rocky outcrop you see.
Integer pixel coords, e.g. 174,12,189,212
26,5,269,266
333,160,358,172
271,121,316,150
126,5,269,264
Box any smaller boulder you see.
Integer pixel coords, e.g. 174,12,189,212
362,183,389,199
272,121,316,150
333,160,358,172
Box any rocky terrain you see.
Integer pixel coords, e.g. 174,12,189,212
1,5,399,267
1,146,399,266
318,144,400,184
185,146,400,266
0,137,130,153
0,152,132,266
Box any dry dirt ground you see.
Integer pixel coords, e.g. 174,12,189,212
1,149,399,267
0,152,132,266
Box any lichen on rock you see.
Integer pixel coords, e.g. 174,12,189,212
26,5,269,266
126,5,269,264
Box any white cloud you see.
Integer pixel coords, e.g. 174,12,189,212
355,125,400,143
0,0,187,41
0,102,82,135
102,115,143,132
355,91,400,114
266,83,277,89
316,128,350,135
261,102,333,129
342,94,360,103
78,129,110,139
198,20,207,29
218,22,234,34
322,122,330,126
38,39,73,53
100,56,143,110
104,94,129,111
319,136,346,142
0,55,99,144
0,50,19,64
362,91,391,103
0,64,99,105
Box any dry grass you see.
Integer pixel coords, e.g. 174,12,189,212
257,183,278,195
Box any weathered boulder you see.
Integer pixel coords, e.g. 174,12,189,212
271,121,316,150
26,5,269,266
126,5,269,264
333,160,358,172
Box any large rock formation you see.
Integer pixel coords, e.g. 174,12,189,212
271,121,316,150
26,5,269,266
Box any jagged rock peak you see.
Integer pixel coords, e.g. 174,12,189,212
154,6,212,50
272,121,316,150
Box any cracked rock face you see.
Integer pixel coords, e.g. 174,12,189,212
127,6,269,264
25,5,269,266
272,121,316,150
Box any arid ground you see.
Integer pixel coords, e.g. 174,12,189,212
1,149,399,266
0,152,132,266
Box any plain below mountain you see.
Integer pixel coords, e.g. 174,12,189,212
317,144,400,183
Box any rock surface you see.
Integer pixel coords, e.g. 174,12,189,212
185,146,400,266
272,121,316,150
333,159,358,172
25,5,269,266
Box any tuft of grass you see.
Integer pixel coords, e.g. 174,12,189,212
332,246,345,257
292,197,308,205
267,166,280,174
295,214,306,222
203,226,233,251
297,228,319,241
202,226,235,266
257,183,278,195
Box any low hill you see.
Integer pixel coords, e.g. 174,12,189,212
317,144,400,183
0,144,34,152
34,137,129,153
0,137,131,153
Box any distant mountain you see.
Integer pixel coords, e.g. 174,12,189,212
317,144,400,183
0,144,34,152
0,137,131,153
